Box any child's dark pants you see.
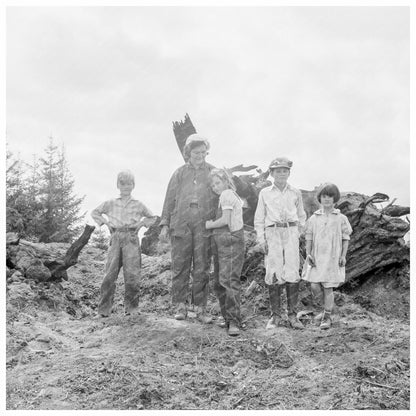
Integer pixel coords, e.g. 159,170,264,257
212,228,245,326
98,229,141,316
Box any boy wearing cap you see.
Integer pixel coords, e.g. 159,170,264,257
254,157,306,329
92,170,156,317
160,134,218,324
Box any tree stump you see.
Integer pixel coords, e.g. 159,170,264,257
6,225,95,282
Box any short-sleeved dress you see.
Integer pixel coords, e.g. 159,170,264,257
303,208,352,288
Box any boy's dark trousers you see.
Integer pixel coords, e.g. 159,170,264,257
98,229,141,316
212,228,245,326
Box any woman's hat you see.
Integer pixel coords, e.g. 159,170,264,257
185,133,210,150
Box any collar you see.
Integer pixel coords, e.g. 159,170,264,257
314,208,340,215
186,161,207,170
116,196,134,203
267,182,292,192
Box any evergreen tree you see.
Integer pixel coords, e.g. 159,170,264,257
90,227,110,250
6,138,85,242
38,138,85,243
25,155,44,237
6,147,25,233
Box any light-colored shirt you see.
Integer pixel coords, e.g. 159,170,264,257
254,183,306,244
219,189,244,232
91,197,153,228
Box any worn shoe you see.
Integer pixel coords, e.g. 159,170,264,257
266,316,277,329
288,313,304,330
314,311,324,323
266,314,290,329
93,313,109,319
196,307,213,324
174,303,187,320
216,316,227,328
228,322,240,337
320,312,332,330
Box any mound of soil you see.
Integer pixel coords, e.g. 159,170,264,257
6,243,410,410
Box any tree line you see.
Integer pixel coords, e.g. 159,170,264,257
6,137,85,243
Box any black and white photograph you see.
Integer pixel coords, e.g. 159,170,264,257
4,3,412,412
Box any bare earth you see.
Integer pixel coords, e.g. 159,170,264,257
6,245,410,410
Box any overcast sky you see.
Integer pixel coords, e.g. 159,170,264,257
6,6,410,225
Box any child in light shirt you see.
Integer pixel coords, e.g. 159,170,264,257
254,157,306,330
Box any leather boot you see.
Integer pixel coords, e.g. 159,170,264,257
286,282,304,330
174,303,187,320
196,306,213,324
267,284,283,328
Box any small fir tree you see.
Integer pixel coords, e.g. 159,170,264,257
38,138,85,243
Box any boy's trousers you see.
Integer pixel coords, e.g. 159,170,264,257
212,228,245,325
170,206,211,307
98,229,141,316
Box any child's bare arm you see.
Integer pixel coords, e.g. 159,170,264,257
305,240,315,266
339,240,349,267
206,210,231,229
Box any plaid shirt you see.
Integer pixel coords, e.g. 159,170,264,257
91,197,153,228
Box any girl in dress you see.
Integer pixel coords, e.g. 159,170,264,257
303,183,352,329
206,169,244,336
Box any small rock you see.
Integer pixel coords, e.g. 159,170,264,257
6,232,20,245
26,259,51,282
245,280,258,296
11,270,24,282
13,247,36,272
6,267,13,278
36,334,51,343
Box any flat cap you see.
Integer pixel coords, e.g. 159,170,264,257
269,157,293,169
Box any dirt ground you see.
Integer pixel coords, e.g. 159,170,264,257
6,244,410,410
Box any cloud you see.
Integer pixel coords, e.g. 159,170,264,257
7,6,410,221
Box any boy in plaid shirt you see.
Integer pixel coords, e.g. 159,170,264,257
91,170,156,317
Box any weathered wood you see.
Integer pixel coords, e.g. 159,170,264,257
382,205,410,218
141,217,162,256
45,225,95,281
334,193,409,285
172,113,197,158
6,225,95,282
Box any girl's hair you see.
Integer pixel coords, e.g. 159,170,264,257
317,183,340,203
209,168,236,191
117,170,135,186
183,140,210,161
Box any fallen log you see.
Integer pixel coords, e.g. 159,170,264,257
335,192,409,285
44,225,96,281
6,225,95,282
